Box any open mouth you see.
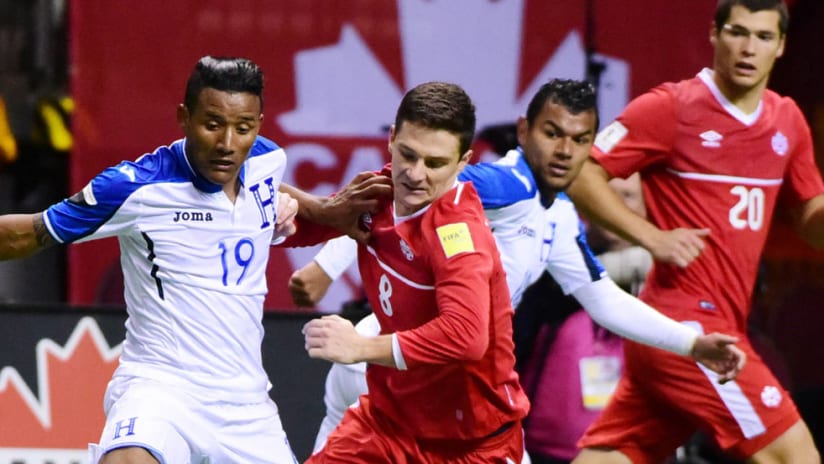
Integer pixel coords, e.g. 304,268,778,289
734,62,756,74
548,163,569,177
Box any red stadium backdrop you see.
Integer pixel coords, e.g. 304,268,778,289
68,0,723,312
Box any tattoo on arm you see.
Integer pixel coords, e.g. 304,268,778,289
33,214,57,248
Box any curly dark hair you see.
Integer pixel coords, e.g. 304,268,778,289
183,56,264,112
525,79,599,131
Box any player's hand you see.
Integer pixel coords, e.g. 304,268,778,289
646,228,710,268
324,172,392,243
302,315,361,364
274,191,298,240
289,261,334,308
690,332,746,384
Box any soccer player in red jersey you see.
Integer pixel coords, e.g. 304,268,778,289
292,81,530,463
568,1,824,462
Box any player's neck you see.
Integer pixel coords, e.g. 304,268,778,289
713,73,767,115
223,180,240,203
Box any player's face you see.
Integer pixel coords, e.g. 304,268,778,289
389,122,471,216
711,5,785,96
177,88,262,194
517,101,596,197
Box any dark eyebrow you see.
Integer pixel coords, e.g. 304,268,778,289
543,120,594,138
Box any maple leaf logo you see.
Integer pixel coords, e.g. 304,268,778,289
278,0,630,136
0,317,121,449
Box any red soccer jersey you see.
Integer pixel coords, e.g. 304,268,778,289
592,69,824,331
358,180,528,440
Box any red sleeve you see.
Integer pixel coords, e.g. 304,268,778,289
592,84,678,178
277,214,341,247
781,99,824,205
396,189,495,365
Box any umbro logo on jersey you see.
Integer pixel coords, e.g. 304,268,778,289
173,211,214,222
771,131,788,156
700,130,723,148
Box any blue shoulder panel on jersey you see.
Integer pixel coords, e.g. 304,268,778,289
248,135,280,157
46,141,193,243
459,150,537,209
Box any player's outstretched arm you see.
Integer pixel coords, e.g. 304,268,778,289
0,212,56,260
690,333,746,384
572,278,746,382
567,160,709,268
280,172,392,242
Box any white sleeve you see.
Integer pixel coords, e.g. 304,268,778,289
313,361,369,453
596,246,652,290
571,278,697,356
314,235,358,280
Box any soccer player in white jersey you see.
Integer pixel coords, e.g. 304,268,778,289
568,1,824,462
0,56,381,464
288,79,748,456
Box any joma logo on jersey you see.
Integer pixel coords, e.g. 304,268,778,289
173,211,214,222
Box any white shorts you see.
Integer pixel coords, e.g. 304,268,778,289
89,376,297,464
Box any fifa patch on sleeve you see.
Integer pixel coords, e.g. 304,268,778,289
594,121,628,153
436,222,475,258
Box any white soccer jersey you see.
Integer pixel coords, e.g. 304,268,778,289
463,149,607,307
45,136,286,403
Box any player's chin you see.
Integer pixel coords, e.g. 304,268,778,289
204,169,238,186
545,177,571,193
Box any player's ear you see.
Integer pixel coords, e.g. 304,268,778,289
709,21,719,47
176,104,189,131
775,34,786,59
516,116,529,147
387,124,396,151
458,149,472,168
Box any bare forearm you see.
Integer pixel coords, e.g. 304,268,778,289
0,213,55,260
567,160,657,248
279,183,327,223
796,194,824,248
354,334,396,368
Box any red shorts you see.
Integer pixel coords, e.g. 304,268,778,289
578,320,800,464
307,395,524,464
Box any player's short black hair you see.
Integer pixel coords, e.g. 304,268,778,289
525,79,599,131
715,0,789,35
394,81,476,156
183,56,264,112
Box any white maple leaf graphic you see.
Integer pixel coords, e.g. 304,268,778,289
278,0,629,137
